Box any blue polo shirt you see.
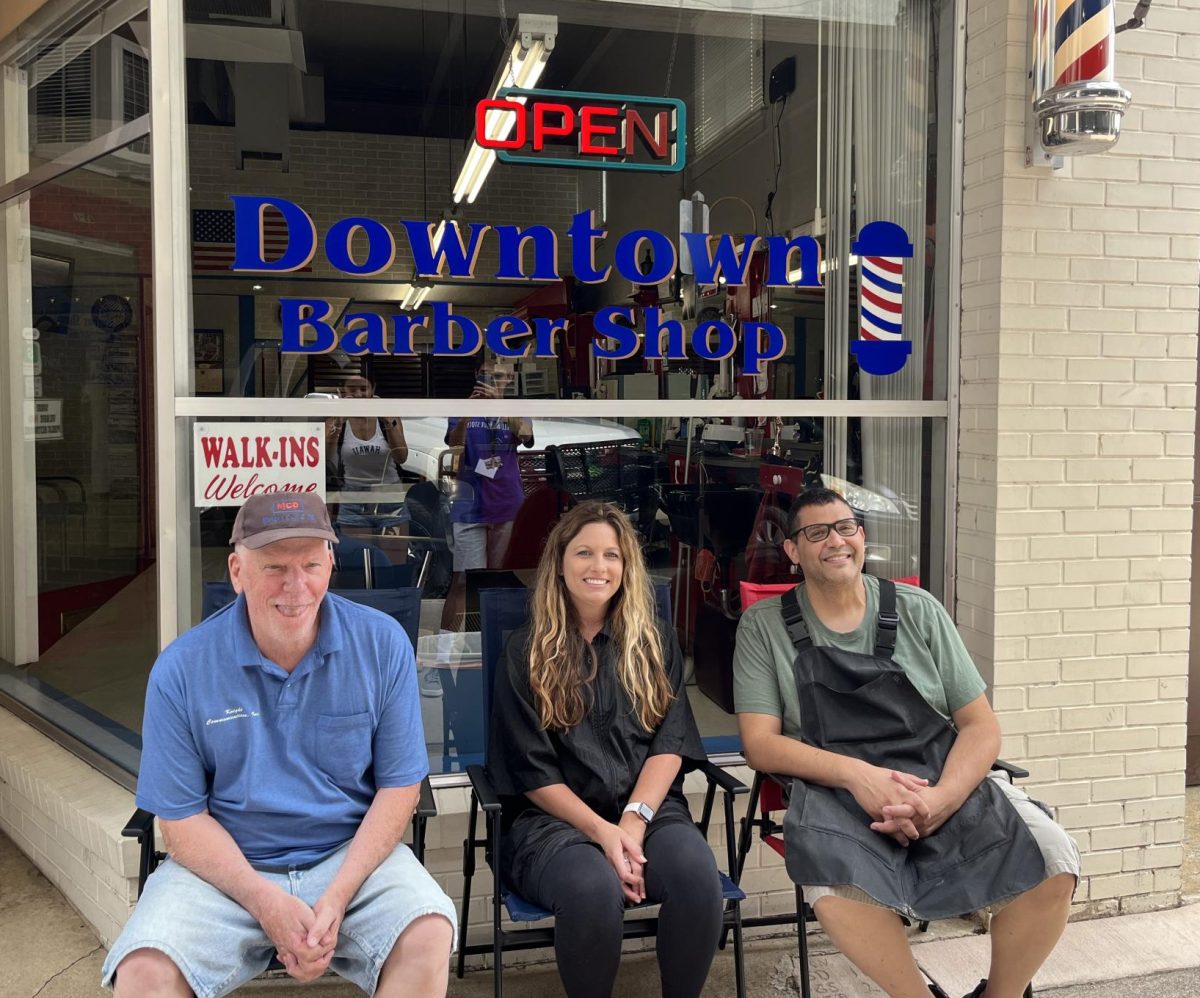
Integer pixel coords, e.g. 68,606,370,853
136,592,428,867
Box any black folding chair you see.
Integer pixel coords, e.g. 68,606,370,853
733,765,1036,998
456,584,749,998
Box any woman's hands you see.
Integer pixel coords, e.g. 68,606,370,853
591,818,647,904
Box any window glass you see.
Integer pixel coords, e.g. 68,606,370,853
184,412,942,774
182,0,949,403
1,2,150,180
0,139,153,769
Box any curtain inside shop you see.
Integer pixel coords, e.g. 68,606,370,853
820,0,931,571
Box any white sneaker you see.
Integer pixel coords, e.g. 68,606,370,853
419,667,443,698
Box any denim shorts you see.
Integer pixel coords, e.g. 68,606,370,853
337,501,411,529
804,772,1082,914
101,841,456,998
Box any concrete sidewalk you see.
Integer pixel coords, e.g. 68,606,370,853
3,827,1198,998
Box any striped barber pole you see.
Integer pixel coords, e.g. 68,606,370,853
1051,0,1116,86
859,255,904,346
850,221,914,377
1029,0,1128,158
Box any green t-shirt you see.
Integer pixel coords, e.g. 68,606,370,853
733,575,987,740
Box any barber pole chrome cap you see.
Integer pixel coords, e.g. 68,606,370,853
1035,80,1131,155
1031,0,1131,156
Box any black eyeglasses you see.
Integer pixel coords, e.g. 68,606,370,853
789,517,861,544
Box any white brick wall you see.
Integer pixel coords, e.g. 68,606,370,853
959,0,1197,916
0,710,140,946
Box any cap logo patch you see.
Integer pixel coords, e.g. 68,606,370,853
274,500,302,511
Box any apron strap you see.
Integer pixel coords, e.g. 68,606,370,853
874,578,899,660
780,585,812,650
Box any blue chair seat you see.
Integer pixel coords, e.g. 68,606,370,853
500,871,746,924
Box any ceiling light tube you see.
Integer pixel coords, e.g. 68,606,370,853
452,14,557,204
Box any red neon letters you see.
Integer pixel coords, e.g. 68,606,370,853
476,98,671,160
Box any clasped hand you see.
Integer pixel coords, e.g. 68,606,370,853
594,817,648,905
257,888,345,982
849,764,957,847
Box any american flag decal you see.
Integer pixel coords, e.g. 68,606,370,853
192,208,311,273
850,221,913,377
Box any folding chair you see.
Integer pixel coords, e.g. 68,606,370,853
731,581,1034,998
456,584,749,998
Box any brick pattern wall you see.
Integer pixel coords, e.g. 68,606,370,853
0,711,139,947
958,0,1197,915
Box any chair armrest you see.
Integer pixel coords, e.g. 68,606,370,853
466,764,502,812
122,808,156,840
695,759,749,796
417,776,437,819
992,759,1029,781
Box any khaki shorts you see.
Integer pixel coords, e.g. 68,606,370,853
803,772,1081,915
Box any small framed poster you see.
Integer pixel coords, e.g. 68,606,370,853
194,329,225,395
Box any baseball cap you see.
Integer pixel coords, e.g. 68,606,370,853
229,493,338,550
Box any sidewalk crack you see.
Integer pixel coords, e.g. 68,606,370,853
31,944,103,997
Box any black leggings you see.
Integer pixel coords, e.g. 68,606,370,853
525,821,724,998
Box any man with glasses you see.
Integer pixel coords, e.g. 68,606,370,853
734,487,1079,998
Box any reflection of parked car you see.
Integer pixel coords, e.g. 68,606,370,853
399,417,641,489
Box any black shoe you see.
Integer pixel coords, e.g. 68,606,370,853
928,985,951,998
962,981,988,998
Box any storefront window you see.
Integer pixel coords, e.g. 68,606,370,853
169,0,956,775
0,148,153,771
182,0,949,405
182,413,943,774
4,0,958,782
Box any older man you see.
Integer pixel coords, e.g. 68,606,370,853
735,488,1080,998
102,493,455,997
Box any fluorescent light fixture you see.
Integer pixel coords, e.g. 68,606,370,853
786,254,859,283
452,14,557,204
400,282,433,311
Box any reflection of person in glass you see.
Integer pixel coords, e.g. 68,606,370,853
487,502,723,998
325,374,410,564
438,357,533,632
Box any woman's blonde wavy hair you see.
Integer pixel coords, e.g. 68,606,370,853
526,501,674,732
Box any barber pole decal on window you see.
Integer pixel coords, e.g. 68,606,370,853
851,222,914,377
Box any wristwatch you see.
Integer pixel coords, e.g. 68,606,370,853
623,801,654,823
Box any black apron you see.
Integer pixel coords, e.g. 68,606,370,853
781,580,1045,920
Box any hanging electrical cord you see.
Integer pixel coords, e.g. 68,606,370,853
764,93,787,237
663,0,684,97
1115,0,1153,32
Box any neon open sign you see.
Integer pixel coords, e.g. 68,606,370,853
476,88,685,173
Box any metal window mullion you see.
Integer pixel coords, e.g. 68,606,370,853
0,63,38,665
148,0,189,652
173,398,950,419
943,0,966,611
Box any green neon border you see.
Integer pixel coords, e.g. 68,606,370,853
492,87,687,173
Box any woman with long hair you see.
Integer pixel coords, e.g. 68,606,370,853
487,502,723,998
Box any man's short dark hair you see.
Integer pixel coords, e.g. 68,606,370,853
787,487,856,536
